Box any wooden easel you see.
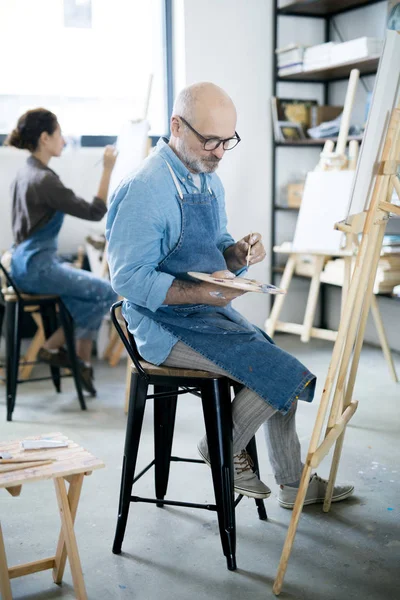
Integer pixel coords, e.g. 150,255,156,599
273,106,400,596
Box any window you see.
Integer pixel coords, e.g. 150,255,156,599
0,0,168,137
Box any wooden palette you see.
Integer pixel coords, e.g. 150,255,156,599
188,272,286,294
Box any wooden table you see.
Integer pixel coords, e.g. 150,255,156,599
0,433,104,600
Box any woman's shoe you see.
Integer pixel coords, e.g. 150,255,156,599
79,363,97,396
38,347,71,368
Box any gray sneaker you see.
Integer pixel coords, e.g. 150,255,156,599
278,473,354,509
198,438,271,500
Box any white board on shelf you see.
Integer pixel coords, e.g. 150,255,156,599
347,30,400,218
292,170,355,254
108,119,150,201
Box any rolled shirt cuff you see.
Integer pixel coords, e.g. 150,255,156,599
146,272,176,312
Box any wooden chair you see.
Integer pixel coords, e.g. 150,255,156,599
110,300,267,571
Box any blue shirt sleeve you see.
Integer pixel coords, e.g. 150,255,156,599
106,178,175,312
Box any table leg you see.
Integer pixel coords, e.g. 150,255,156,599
0,521,13,600
53,476,87,600
53,474,84,585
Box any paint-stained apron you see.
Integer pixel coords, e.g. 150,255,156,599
127,161,316,414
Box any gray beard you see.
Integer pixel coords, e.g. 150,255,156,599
177,143,220,174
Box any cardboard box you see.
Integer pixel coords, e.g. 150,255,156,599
287,182,304,208
310,105,343,128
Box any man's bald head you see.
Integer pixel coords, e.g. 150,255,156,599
172,82,236,125
169,82,238,174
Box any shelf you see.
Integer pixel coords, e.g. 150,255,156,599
278,56,379,82
274,206,300,211
275,136,363,147
277,0,385,17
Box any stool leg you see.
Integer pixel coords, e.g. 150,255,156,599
113,373,148,554
154,385,178,506
5,302,18,421
0,521,13,599
201,378,236,571
0,303,5,348
40,305,61,393
58,303,86,411
246,437,268,521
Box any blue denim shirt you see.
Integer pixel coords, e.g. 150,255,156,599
106,138,237,364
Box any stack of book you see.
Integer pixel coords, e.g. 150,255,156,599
330,37,383,65
277,37,383,78
276,44,306,76
303,42,335,71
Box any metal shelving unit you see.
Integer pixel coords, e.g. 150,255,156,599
270,0,386,326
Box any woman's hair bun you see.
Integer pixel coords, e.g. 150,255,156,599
4,128,25,149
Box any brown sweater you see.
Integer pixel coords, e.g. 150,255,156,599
11,155,107,245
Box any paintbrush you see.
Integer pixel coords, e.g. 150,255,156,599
0,458,56,464
246,232,253,268
0,460,55,474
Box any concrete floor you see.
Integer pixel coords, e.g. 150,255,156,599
0,334,399,600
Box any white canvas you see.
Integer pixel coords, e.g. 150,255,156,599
292,170,355,254
108,119,150,201
347,30,400,218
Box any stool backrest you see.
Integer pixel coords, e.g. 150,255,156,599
110,300,149,380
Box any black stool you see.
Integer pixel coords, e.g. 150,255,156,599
110,300,267,571
0,263,86,421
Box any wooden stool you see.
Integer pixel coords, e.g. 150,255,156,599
0,433,104,600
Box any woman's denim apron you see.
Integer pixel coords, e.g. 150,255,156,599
11,211,116,337
128,161,316,414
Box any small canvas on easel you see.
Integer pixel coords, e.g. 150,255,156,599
292,170,354,254
108,119,150,201
347,30,400,217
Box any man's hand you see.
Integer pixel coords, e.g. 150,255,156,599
224,232,266,271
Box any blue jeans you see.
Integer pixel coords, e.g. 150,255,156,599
12,253,117,340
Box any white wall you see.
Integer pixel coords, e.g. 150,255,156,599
0,146,106,254
174,0,273,327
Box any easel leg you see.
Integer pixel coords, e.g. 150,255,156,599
0,521,13,600
370,295,398,382
265,255,296,337
301,255,325,343
53,476,87,600
324,222,388,511
273,464,313,595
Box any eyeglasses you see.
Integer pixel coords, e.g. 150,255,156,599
179,116,241,151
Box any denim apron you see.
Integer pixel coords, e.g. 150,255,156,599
11,211,117,337
129,161,316,414
11,211,64,279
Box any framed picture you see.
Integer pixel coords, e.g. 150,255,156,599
277,121,305,141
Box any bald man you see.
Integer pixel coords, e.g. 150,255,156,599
106,82,353,506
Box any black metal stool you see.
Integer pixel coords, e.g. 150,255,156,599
110,300,267,571
0,263,86,421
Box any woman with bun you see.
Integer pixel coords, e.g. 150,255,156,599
5,108,118,395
